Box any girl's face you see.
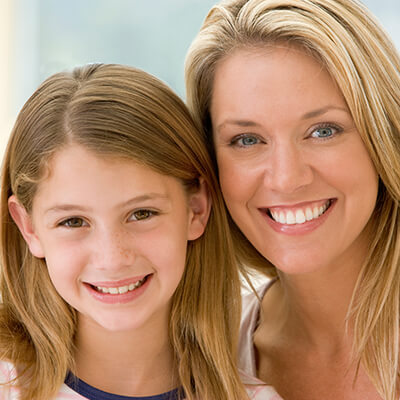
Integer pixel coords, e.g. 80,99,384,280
10,145,209,333
210,45,379,275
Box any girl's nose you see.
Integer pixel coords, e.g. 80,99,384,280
92,228,135,271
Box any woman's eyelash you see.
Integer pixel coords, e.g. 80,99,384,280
309,123,343,139
229,133,263,147
228,124,343,146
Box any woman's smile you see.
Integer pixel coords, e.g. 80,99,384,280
211,45,378,274
260,199,335,235
265,199,332,225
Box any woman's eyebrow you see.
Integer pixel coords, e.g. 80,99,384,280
215,106,350,132
216,119,261,132
301,105,349,120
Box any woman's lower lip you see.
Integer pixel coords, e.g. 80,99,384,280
261,200,336,235
84,275,152,304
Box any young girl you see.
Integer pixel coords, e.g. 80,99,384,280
0,64,280,399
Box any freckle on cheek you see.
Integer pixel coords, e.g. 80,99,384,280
113,232,135,259
120,248,133,258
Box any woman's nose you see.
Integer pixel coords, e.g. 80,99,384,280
264,142,314,194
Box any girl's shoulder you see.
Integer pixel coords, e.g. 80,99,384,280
58,383,88,399
0,361,16,380
0,361,19,399
0,362,86,400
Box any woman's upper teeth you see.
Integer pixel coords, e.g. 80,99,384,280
269,200,331,225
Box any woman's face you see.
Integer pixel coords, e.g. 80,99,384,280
210,45,378,275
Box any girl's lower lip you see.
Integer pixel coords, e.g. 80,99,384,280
84,275,152,304
261,199,336,236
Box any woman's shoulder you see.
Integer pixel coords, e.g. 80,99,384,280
242,371,283,400
241,278,274,322
239,278,276,378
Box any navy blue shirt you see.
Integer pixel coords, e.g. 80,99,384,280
65,373,181,400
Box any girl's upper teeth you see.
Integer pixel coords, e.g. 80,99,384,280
270,201,330,225
95,278,145,294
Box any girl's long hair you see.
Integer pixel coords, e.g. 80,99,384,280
0,64,248,400
185,0,400,398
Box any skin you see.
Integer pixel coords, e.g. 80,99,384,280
9,144,210,396
210,45,380,399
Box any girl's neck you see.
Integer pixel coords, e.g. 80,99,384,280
73,313,178,397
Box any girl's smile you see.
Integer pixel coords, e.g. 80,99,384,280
84,274,152,304
11,144,206,333
2,62,254,400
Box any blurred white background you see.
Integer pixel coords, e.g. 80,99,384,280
1,0,399,158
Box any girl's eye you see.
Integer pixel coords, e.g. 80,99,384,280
129,209,156,221
59,217,87,228
231,134,262,147
310,124,341,139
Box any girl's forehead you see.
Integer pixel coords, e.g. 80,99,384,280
42,145,146,178
33,145,184,204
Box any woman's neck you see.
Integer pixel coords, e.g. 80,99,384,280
279,272,355,351
254,236,381,399
73,313,177,397
269,224,372,352
260,251,366,354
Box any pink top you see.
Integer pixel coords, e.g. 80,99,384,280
0,360,281,399
238,279,282,399
0,361,86,399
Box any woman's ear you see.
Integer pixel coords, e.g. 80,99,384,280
187,177,212,241
8,195,45,258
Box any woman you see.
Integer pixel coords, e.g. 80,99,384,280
185,0,400,399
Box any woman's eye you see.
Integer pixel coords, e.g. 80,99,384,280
129,209,155,221
231,134,261,147
59,217,87,228
310,125,341,139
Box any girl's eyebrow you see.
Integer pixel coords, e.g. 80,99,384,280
44,193,171,215
121,194,171,207
45,204,91,214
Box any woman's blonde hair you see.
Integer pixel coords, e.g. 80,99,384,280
0,64,248,400
185,0,400,398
